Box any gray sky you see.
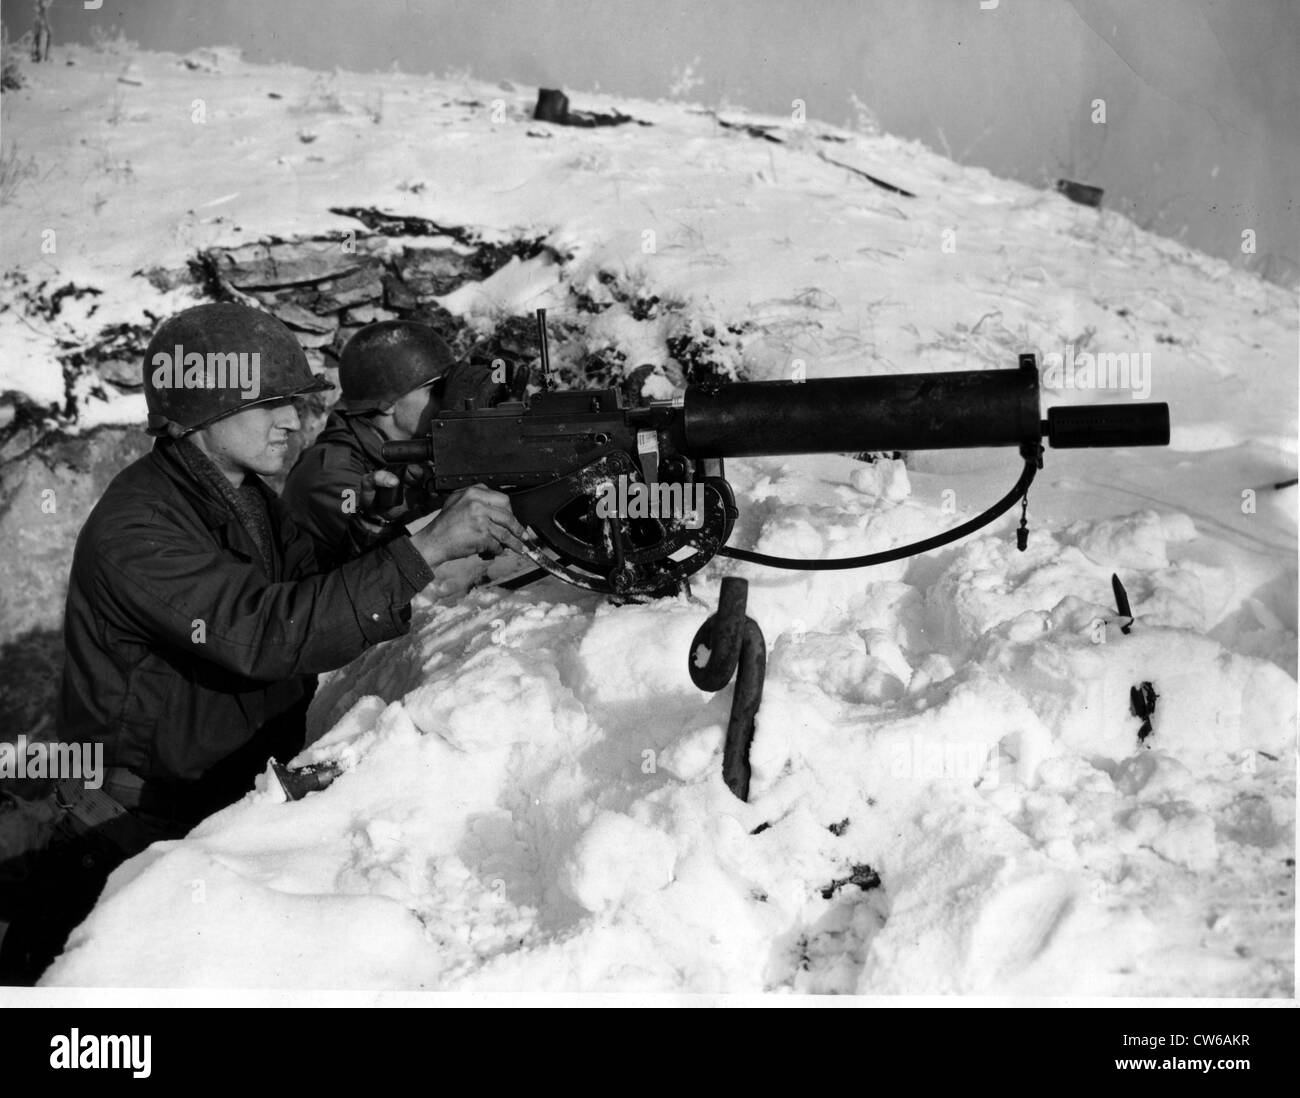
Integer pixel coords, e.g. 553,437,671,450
7,0,1297,283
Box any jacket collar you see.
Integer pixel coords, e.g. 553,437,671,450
333,412,390,467
151,437,278,531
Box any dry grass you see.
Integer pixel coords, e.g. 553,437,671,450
2,25,28,91
290,74,348,116
0,141,39,206
88,25,139,56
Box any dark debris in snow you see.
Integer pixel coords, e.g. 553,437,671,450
819,863,881,900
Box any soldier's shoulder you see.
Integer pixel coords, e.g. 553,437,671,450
80,448,187,537
290,417,374,480
90,447,164,501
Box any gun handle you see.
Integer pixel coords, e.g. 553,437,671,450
372,481,403,512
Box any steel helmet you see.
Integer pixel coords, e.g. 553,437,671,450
143,303,333,436
338,321,455,414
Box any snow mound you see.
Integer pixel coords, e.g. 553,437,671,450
44,481,1296,995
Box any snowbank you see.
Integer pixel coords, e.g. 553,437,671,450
46,460,1295,995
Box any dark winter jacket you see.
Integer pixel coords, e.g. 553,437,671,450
58,437,434,787
281,411,438,571
280,411,386,571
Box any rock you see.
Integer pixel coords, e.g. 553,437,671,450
247,284,325,312
394,246,477,299
270,301,338,335
137,265,198,293
315,262,386,308
407,302,465,345
383,273,418,312
208,238,383,290
291,328,337,350
94,359,143,389
344,304,398,325
0,423,43,465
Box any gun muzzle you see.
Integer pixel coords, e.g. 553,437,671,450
1041,403,1170,448
382,439,435,464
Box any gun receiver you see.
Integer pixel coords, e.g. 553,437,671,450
383,353,1169,595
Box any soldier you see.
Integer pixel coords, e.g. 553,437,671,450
0,303,525,984
282,320,511,570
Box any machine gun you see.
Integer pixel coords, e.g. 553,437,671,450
382,311,1170,596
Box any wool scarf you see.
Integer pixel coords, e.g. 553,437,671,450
172,437,275,575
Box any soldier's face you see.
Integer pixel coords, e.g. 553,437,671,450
193,400,301,483
389,381,442,440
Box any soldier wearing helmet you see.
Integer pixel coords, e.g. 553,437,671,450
0,304,527,984
282,320,514,569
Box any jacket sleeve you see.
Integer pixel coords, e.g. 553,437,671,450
92,501,437,682
280,444,367,568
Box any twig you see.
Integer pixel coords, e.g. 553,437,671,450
817,151,915,197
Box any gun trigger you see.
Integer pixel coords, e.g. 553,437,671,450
636,429,660,484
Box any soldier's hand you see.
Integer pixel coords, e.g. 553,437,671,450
358,469,404,519
441,360,512,410
411,484,528,568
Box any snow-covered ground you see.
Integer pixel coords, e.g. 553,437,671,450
2,45,1294,995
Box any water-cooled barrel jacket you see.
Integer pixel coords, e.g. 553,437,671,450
58,437,435,784
281,411,389,572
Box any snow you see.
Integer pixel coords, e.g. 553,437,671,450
1,46,1293,997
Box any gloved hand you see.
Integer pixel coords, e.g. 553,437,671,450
441,361,508,410
440,360,532,410
356,468,406,527
357,467,443,529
